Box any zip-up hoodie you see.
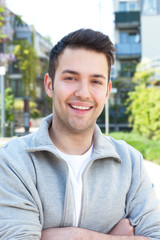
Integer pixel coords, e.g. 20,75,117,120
0,114,160,240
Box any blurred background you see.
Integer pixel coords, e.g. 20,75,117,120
0,0,160,165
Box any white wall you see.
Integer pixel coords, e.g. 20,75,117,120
141,15,160,59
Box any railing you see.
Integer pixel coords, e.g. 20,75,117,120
116,43,141,58
115,11,140,28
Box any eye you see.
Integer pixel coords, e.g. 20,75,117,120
92,80,103,85
64,76,76,81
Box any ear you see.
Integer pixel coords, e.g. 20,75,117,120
106,81,112,99
44,73,53,98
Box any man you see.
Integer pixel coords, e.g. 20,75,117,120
0,29,160,240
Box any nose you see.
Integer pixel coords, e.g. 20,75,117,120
74,80,91,100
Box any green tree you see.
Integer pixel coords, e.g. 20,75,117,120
0,88,14,136
127,59,160,140
5,88,14,124
133,59,154,85
14,39,40,98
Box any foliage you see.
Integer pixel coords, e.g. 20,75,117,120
133,59,155,85
4,88,14,123
109,131,160,165
111,60,137,125
13,99,24,110
14,39,40,98
127,84,160,140
0,5,6,41
30,108,42,119
0,88,14,137
127,58,160,140
13,98,42,119
44,35,53,45
14,98,36,110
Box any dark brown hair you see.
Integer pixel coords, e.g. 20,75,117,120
49,28,115,84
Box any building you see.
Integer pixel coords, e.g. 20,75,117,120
141,0,160,59
114,0,160,78
114,0,141,80
111,0,160,129
0,1,53,129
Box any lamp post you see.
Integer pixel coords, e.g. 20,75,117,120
0,66,6,137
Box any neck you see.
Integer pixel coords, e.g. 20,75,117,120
49,117,94,155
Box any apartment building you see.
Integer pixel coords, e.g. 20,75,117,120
114,0,160,76
114,0,141,79
141,0,160,59
111,0,160,128
1,3,52,102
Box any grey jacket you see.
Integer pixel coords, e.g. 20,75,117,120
0,115,160,240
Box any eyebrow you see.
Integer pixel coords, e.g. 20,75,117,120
62,70,80,76
62,69,106,80
90,74,106,80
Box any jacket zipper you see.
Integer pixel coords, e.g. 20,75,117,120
77,156,113,227
61,173,70,227
77,160,94,227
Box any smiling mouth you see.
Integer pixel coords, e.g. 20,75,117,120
70,104,92,110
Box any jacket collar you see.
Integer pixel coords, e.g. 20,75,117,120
92,125,121,163
26,114,121,163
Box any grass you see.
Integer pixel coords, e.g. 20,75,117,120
109,131,160,165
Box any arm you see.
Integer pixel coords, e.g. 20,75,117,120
0,146,42,239
41,218,149,240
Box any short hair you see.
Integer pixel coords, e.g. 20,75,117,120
48,28,115,84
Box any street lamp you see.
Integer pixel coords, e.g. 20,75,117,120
0,66,6,137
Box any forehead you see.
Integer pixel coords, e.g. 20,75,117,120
56,47,109,74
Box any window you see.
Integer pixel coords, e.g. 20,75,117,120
120,32,140,44
120,32,127,43
11,79,23,97
142,0,157,15
129,33,140,43
129,2,137,10
119,2,127,11
119,0,139,11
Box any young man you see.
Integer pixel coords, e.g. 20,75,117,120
0,29,160,240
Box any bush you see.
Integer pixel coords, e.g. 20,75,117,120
127,85,160,140
30,108,42,119
5,88,14,124
109,131,160,164
14,99,41,119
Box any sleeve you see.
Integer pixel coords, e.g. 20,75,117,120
0,147,42,240
125,153,160,240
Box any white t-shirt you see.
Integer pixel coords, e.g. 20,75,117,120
56,145,93,227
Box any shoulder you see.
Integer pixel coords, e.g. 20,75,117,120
0,131,35,154
106,135,143,167
107,136,141,155
0,133,37,178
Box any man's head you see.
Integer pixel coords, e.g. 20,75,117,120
45,29,115,135
48,28,115,86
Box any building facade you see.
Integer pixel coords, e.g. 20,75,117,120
114,0,160,77
114,0,141,79
112,0,160,129
0,1,53,129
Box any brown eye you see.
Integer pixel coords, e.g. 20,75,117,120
92,80,102,85
64,77,76,81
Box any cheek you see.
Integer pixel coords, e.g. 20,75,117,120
54,84,74,104
93,90,107,105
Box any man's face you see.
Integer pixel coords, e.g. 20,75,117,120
49,47,111,134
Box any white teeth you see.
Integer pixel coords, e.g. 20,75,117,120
71,105,90,110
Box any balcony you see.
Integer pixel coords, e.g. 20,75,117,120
115,11,140,29
116,43,141,59
15,25,32,44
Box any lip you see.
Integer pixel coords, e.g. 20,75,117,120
68,101,93,108
67,101,93,114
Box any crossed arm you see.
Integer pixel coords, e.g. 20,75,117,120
41,218,149,240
